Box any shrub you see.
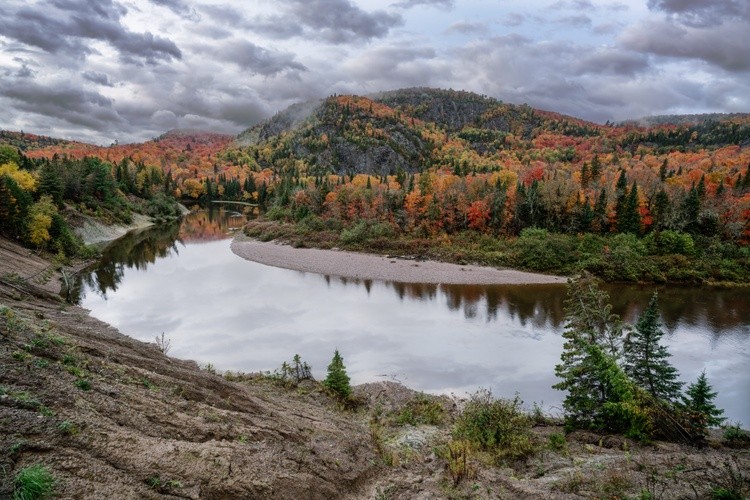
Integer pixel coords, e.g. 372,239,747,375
265,205,291,222
268,354,314,387
514,228,576,272
395,394,444,426
723,423,750,447
644,230,695,256
13,464,55,500
340,220,370,245
453,389,535,463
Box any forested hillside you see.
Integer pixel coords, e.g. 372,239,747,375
4,88,749,282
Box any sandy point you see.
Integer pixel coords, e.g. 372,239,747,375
230,236,567,285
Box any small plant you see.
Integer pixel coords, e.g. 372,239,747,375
57,420,78,435
140,378,156,390
323,349,351,399
13,464,56,500
74,379,91,391
445,439,474,485
154,332,171,355
395,394,444,426
708,456,747,500
722,423,749,447
268,354,314,387
452,389,536,463
146,475,182,492
548,432,568,453
203,363,216,375
10,441,25,455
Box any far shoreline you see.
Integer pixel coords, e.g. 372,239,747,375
230,234,567,285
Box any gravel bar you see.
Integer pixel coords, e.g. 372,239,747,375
230,237,567,285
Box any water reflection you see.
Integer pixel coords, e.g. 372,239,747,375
77,208,750,424
73,207,249,301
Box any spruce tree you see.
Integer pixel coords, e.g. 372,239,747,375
683,371,725,427
324,349,351,399
624,293,682,402
553,273,625,427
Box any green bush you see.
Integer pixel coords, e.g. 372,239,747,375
296,214,325,232
340,221,370,245
396,394,444,426
453,389,535,463
644,231,695,256
144,193,182,221
265,205,292,222
514,228,576,272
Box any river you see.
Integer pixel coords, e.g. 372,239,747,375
73,207,750,424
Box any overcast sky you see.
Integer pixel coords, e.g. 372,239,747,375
1,0,748,144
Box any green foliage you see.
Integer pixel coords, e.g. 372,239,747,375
554,273,625,427
269,354,314,387
74,379,91,391
548,432,568,453
444,439,474,485
683,371,725,428
13,464,55,500
57,420,78,435
722,423,750,447
340,220,395,246
553,274,699,442
514,228,576,272
395,394,444,426
265,204,292,222
644,231,695,256
624,293,683,402
144,192,182,221
452,389,535,463
323,349,351,399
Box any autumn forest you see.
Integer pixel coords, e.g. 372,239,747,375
2,88,749,284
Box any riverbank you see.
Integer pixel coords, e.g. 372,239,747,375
70,211,155,246
231,233,566,285
2,236,748,499
241,219,750,287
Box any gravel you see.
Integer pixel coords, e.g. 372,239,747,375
230,237,567,285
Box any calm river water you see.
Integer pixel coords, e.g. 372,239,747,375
75,208,750,424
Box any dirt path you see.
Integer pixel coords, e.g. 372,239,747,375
231,236,567,285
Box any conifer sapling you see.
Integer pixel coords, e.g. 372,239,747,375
324,349,351,399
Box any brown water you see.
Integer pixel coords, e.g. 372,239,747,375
75,208,750,424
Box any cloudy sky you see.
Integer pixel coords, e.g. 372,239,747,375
1,0,748,144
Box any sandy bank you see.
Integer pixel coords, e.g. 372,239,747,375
231,236,567,285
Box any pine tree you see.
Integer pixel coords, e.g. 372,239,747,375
553,273,625,427
683,371,725,427
324,349,351,399
624,293,682,402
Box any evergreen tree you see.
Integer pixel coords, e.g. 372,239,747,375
683,371,725,427
38,162,64,207
553,273,625,427
323,349,351,399
652,189,671,231
590,155,601,180
624,293,682,401
681,185,700,234
592,188,609,234
618,182,641,234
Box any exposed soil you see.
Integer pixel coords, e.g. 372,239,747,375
1,237,747,499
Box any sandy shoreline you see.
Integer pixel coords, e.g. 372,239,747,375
230,235,567,285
